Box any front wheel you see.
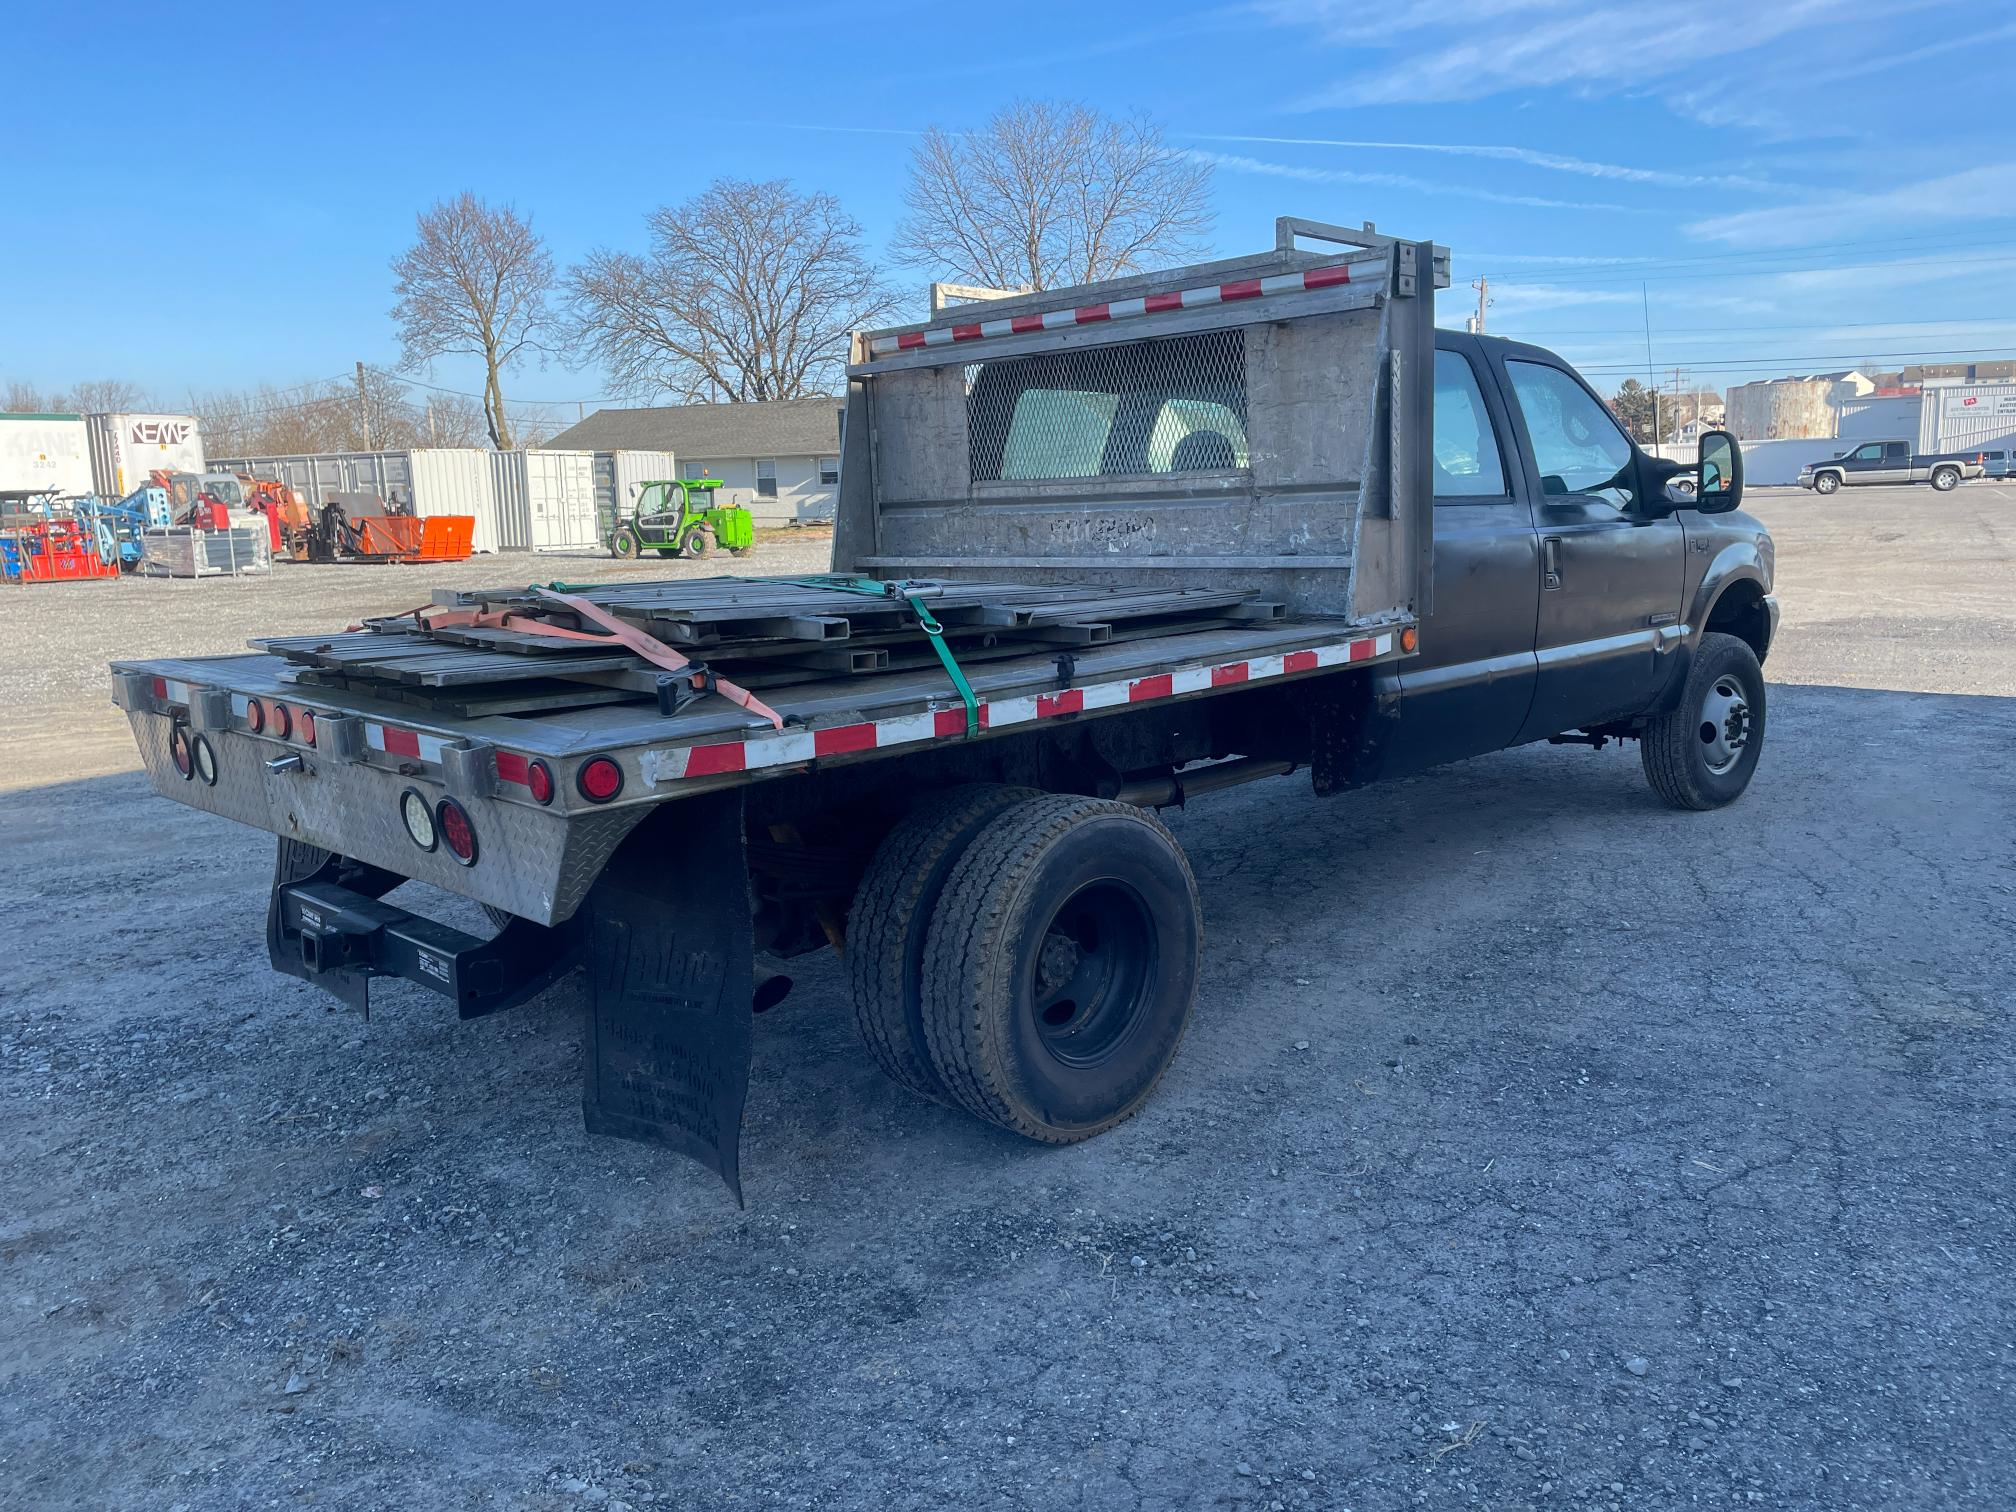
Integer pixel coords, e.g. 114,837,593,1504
1931,466,1959,491
1640,632,1766,810
1813,472,1840,495
610,528,640,560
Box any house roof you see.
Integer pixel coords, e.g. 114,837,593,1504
542,397,844,458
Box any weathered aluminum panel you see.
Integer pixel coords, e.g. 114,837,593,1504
86,413,204,497
127,709,646,925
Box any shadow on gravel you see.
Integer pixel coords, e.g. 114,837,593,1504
3,682,2012,1511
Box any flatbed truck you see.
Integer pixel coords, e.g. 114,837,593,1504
111,218,1778,1200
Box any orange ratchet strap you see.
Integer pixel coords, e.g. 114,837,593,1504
409,589,785,730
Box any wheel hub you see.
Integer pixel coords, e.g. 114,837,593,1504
1029,881,1155,1068
1697,675,1751,775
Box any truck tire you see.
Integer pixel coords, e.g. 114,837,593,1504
611,528,641,560
845,784,1041,1104
1931,465,1959,491
1812,471,1840,495
1640,632,1766,811
681,530,713,558
921,796,1202,1143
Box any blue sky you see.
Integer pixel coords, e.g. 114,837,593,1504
6,0,2010,424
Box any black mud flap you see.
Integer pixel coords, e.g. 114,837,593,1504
579,792,755,1205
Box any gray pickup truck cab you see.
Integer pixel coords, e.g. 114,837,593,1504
1798,439,1984,492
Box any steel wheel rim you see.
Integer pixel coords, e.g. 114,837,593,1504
1029,879,1156,1069
1698,674,1751,775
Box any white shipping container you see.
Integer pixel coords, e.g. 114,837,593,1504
216,448,517,553
87,413,205,497
0,413,94,498
595,449,680,540
499,450,600,551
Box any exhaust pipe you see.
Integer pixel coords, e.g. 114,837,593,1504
1111,756,1297,808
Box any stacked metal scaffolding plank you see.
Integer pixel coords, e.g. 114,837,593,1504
255,575,1285,718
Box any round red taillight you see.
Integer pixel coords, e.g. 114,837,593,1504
435,797,478,865
272,704,293,741
526,759,555,805
169,724,194,779
299,710,317,747
245,698,266,734
577,756,623,803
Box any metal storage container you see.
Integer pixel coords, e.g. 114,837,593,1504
592,450,680,541
87,413,205,497
0,413,94,499
215,449,515,553
493,450,600,552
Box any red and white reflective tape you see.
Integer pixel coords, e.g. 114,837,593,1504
639,631,1395,786
363,721,452,764
869,258,1380,357
151,676,193,705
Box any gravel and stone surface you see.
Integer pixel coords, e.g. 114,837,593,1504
1,491,2011,1509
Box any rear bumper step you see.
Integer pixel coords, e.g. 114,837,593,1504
270,879,580,1017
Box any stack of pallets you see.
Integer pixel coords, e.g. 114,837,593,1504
256,576,1283,719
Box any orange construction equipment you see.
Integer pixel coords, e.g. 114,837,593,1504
298,491,477,564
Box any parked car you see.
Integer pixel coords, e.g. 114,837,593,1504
1975,449,2013,479
1797,440,1984,493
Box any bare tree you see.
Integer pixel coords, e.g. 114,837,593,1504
891,101,1213,292
3,381,53,413
61,378,155,414
390,193,554,448
566,179,901,403
193,368,494,458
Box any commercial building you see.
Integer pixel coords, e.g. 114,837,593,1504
544,398,844,525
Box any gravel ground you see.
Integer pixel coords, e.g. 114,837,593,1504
1,489,2011,1510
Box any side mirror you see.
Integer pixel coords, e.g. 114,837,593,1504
1695,429,1744,513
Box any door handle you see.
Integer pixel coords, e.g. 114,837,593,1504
1541,536,1563,591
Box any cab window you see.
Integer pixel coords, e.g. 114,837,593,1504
1432,350,1508,500
1504,360,1636,510
1851,443,1883,461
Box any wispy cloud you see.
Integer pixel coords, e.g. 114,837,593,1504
1687,164,2016,246
1186,149,1640,212
1258,0,1856,108
1190,134,1786,194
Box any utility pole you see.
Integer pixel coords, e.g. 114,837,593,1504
354,361,374,451
426,399,438,447
1469,276,1491,334
1641,285,1660,448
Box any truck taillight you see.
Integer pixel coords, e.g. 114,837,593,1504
272,705,293,741
577,756,623,803
400,789,437,851
170,725,194,779
527,759,555,805
300,710,317,747
435,798,478,865
245,698,266,734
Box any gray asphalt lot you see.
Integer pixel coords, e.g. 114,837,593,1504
1,487,2011,1510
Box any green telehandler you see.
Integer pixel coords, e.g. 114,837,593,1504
606,478,756,560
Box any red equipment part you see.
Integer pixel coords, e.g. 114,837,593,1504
2,518,120,584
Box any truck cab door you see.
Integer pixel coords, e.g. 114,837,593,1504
1841,441,1884,481
1882,440,1912,480
1377,340,1540,777
1497,354,1687,743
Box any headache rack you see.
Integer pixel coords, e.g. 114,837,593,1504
837,216,1449,624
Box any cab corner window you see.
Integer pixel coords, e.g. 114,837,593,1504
1431,350,1509,500
1505,359,1637,510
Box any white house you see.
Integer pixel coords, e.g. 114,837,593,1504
545,398,844,525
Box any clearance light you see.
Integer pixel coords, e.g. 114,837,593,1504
577,755,623,803
191,735,218,786
272,704,293,741
1400,626,1419,653
435,798,478,865
526,759,555,805
169,725,195,779
400,789,438,851
299,710,317,747
245,698,266,734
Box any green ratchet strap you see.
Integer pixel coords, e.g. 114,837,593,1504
781,575,981,737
